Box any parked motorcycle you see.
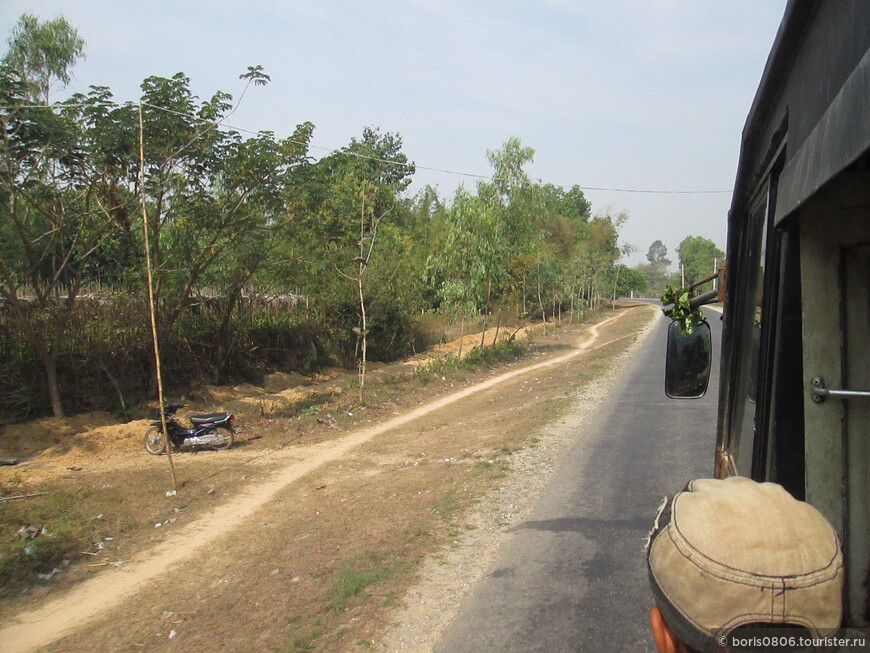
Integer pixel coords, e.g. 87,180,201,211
144,401,236,454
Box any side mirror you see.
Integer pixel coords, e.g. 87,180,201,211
665,320,712,398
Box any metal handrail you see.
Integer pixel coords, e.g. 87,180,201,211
811,377,870,403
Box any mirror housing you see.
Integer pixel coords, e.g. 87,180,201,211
665,320,712,398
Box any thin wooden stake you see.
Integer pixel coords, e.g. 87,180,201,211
0,492,45,502
138,102,178,492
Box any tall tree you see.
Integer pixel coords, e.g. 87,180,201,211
0,18,98,416
344,126,414,191
677,235,724,288
638,240,673,297
0,64,120,416
3,14,85,103
575,211,628,308
480,137,538,326
193,122,315,379
486,136,534,200
124,73,310,332
432,138,541,340
437,188,502,318
306,127,415,397
0,58,310,412
646,240,671,268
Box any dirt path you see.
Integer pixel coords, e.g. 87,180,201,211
0,305,656,652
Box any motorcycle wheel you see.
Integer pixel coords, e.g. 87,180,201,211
143,427,167,455
210,426,234,450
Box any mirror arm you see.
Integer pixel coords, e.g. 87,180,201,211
662,267,727,310
686,271,719,291
689,288,719,308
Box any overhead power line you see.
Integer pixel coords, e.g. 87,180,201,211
3,98,734,195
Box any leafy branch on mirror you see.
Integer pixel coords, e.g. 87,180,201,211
661,286,705,334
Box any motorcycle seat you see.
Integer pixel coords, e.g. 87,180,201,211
190,412,231,425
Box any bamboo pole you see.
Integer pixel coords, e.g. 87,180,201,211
138,103,177,492
357,201,367,405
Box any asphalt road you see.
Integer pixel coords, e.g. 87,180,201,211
435,307,722,652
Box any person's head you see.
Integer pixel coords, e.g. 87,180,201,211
645,477,843,653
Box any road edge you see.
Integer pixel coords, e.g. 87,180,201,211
379,305,661,652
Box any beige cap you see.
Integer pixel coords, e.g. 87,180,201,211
646,477,843,652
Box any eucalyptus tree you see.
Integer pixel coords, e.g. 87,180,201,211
434,140,598,333
3,13,85,104
522,183,592,322
569,212,626,310
436,187,501,325
455,138,539,341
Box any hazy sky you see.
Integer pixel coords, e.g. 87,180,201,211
1,1,786,266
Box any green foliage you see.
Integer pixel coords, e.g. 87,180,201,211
615,265,648,297
461,337,528,366
428,137,621,324
345,126,415,193
3,13,85,102
585,214,621,259
284,625,324,652
661,285,705,334
0,29,322,415
0,16,639,422
636,239,672,297
677,235,724,289
322,296,432,367
239,64,270,86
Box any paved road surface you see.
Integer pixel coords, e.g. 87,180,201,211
435,308,722,652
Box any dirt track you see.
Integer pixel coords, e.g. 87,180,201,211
0,304,657,652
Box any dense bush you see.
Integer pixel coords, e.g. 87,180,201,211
0,293,444,423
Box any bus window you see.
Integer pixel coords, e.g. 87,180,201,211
725,187,768,474
760,223,805,500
